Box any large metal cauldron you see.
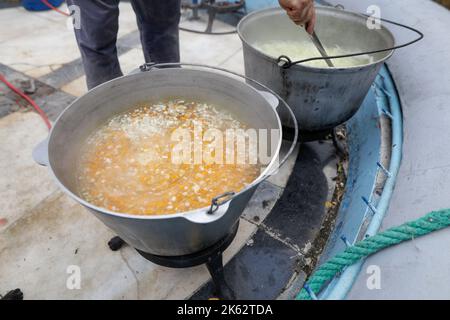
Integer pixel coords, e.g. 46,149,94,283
237,6,395,132
33,64,297,256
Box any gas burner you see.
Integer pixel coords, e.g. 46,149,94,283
180,0,246,35
109,222,239,300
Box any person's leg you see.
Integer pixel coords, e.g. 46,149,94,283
130,0,181,64
67,0,122,89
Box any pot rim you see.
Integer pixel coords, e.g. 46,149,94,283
46,65,287,221
237,6,396,73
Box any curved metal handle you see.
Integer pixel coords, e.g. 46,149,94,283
32,137,50,166
208,192,236,214
278,15,424,68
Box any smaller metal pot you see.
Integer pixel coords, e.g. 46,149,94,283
237,6,395,132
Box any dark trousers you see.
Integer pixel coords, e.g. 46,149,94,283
67,0,181,89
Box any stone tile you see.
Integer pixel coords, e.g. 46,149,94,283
117,2,140,38
179,10,237,35
0,191,134,299
267,141,300,188
0,3,138,80
60,48,145,97
0,183,257,300
37,58,85,90
263,142,332,249
313,140,338,200
241,181,283,224
0,63,75,121
17,64,64,79
40,31,142,90
218,48,245,74
34,90,76,121
180,30,242,67
60,76,87,97
60,33,238,96
191,228,300,300
0,112,56,232
119,218,256,299
0,7,58,44
190,141,338,300
0,6,78,75
118,48,146,75
0,1,21,9
1,19,80,78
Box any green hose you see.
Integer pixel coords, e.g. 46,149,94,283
297,209,450,300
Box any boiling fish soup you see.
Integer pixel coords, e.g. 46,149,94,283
77,100,263,216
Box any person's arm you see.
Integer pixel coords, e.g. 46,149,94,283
279,0,316,34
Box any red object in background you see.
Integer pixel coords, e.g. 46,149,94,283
22,0,69,16
0,74,52,130
39,0,70,17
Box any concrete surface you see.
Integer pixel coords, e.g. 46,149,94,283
0,112,55,232
192,141,339,299
0,3,139,79
327,0,450,299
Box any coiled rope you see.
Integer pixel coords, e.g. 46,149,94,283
297,209,450,300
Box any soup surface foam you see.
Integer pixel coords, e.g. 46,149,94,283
254,40,374,68
77,100,262,216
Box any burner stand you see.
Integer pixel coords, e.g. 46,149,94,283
135,222,239,300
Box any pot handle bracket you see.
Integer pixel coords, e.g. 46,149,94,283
184,196,232,224
139,62,158,72
208,192,236,214
32,137,50,166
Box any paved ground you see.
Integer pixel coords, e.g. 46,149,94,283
0,4,340,299
327,0,450,299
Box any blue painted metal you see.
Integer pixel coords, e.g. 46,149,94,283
362,197,378,216
304,284,319,300
340,236,353,248
245,0,328,13
318,65,403,300
244,0,279,12
317,74,382,265
377,161,392,178
22,0,64,11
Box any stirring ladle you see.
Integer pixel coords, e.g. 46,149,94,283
309,31,335,67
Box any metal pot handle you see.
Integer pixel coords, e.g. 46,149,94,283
184,201,231,224
32,137,50,166
139,62,299,213
277,15,424,68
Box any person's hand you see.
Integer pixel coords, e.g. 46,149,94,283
279,0,316,34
